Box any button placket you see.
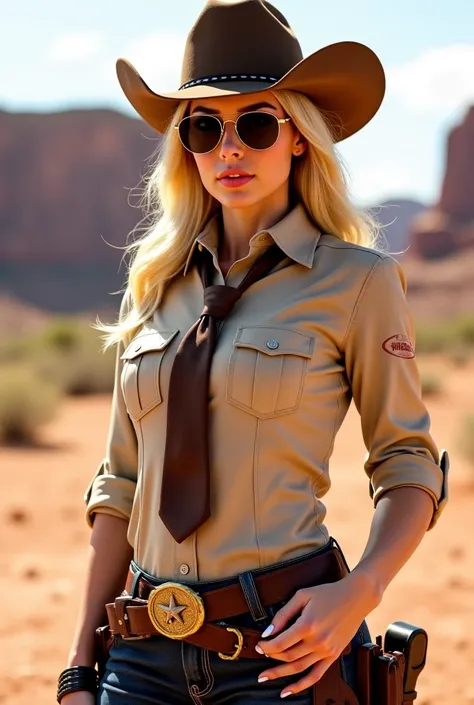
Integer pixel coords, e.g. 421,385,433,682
175,533,197,581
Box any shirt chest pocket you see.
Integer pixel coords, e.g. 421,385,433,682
120,329,179,421
226,326,314,419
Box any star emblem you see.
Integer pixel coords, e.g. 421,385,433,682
158,592,187,625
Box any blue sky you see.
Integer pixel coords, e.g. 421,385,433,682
2,0,474,205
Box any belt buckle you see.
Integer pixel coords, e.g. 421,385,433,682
147,581,205,639
218,627,244,661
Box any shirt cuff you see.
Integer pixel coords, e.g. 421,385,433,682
84,473,136,528
369,449,449,531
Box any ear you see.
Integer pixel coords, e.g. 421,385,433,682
292,135,307,157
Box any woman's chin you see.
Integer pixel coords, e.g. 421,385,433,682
212,189,264,210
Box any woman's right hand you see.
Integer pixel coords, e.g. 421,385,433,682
60,691,97,705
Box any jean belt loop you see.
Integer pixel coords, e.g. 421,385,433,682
130,568,144,598
238,571,268,622
330,536,351,573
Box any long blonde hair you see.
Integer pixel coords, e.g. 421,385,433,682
95,89,381,348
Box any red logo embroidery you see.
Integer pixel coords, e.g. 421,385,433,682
382,334,415,359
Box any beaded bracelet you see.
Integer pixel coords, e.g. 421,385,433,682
57,666,98,703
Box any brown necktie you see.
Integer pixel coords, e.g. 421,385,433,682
159,244,286,543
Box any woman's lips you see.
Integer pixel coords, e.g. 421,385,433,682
218,175,255,188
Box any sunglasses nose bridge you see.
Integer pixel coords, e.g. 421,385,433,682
219,118,243,150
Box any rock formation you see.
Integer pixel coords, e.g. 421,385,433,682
410,106,474,260
0,108,159,311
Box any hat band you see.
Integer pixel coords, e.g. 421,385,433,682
179,73,280,90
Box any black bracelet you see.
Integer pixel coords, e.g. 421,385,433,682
57,666,98,703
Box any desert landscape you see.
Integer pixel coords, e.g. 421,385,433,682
1,62,473,705
1,352,473,705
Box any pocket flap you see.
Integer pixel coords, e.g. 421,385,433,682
233,326,314,358
121,329,179,360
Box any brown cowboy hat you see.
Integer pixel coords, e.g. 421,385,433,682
116,0,385,142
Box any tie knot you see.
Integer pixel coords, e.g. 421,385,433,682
202,285,242,320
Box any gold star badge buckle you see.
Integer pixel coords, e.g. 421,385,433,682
147,582,205,639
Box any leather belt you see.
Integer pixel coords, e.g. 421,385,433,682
105,543,350,661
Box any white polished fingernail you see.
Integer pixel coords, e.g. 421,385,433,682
261,624,274,638
258,676,269,683
255,645,264,654
281,691,293,698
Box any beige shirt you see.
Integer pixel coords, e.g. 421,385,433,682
84,203,448,581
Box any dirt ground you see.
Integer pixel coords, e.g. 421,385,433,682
1,356,473,705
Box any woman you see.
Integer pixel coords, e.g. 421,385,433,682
58,1,448,703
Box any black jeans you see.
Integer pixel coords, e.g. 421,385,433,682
98,541,371,704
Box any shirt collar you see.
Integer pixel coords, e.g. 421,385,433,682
183,202,321,276
183,212,221,276
262,203,321,268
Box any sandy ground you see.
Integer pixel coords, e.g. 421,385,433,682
1,356,473,705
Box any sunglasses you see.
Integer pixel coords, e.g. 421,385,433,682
174,111,292,155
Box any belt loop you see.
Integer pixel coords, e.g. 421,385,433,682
238,571,268,622
130,568,144,598
330,536,351,574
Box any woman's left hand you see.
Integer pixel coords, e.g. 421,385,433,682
255,570,381,698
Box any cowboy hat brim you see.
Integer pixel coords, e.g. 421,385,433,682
116,41,385,142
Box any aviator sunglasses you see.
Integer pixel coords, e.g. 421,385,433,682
174,111,292,154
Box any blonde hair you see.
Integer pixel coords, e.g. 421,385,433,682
95,89,382,349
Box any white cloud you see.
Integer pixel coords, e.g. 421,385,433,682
1,30,186,110
46,31,105,63
388,44,474,113
119,32,187,93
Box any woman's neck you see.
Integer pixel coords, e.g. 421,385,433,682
218,193,292,266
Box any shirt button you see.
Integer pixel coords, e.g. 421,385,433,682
266,339,279,350
179,564,190,576
259,235,268,242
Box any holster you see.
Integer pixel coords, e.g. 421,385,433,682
355,640,407,705
312,658,360,705
95,623,114,681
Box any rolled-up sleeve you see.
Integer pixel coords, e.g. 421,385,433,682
343,255,448,530
84,316,138,528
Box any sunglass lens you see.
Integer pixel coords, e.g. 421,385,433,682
179,115,222,154
237,112,280,150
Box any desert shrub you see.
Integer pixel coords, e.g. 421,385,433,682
0,318,116,396
449,346,471,368
451,316,474,346
35,323,115,395
0,319,82,365
420,372,443,398
0,364,62,445
459,414,474,466
415,315,474,355
49,347,115,395
415,324,450,354
0,334,42,364
41,318,84,353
